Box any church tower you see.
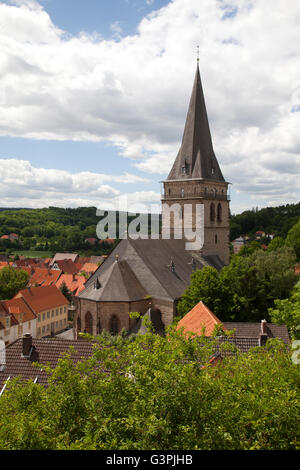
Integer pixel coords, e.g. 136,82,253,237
161,63,230,265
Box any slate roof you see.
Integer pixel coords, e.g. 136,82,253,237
79,259,148,302
223,322,290,344
167,64,225,182
0,338,95,388
80,239,224,303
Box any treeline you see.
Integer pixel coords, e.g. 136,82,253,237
230,202,300,240
0,207,158,255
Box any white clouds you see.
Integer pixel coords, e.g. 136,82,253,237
0,158,157,210
0,0,299,210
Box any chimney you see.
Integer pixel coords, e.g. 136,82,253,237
261,319,267,335
259,320,268,346
22,334,32,358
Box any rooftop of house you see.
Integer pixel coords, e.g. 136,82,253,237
1,297,36,324
80,263,98,274
56,274,86,296
14,285,70,313
0,335,95,388
177,301,223,337
50,253,79,265
177,301,290,346
52,259,80,275
28,268,62,287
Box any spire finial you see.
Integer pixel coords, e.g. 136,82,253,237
197,45,200,64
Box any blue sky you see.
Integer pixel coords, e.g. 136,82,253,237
0,0,299,213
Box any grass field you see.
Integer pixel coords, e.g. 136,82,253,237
10,250,54,259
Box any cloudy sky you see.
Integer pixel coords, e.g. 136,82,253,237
0,0,299,214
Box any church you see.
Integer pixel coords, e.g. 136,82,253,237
74,62,231,337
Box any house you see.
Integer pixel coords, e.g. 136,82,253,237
50,253,79,266
74,62,231,337
232,237,246,254
28,267,62,287
14,286,69,339
80,263,98,276
56,274,86,297
0,334,94,388
90,256,106,265
295,264,300,275
51,259,80,275
255,231,266,239
177,301,290,351
0,298,37,345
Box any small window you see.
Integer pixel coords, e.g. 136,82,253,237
210,203,216,222
181,189,184,198
215,234,218,244
47,311,50,319
212,168,215,175
217,203,222,223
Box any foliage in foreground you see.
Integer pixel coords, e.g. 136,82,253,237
0,327,299,451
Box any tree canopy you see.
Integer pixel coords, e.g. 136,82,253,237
177,247,298,322
0,327,299,450
0,266,29,300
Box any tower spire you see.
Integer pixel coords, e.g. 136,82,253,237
166,63,225,182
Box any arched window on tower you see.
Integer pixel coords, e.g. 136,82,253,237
217,203,222,223
110,315,119,336
210,203,216,223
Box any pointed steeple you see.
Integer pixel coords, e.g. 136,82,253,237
167,64,225,182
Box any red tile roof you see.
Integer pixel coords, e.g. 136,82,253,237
1,235,9,240
56,274,86,296
14,285,69,314
80,263,98,274
177,301,224,337
1,298,36,323
28,268,62,287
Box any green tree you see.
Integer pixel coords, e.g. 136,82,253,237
267,236,285,251
0,266,29,300
177,266,223,317
59,281,73,303
269,281,300,339
285,219,300,259
0,328,298,450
